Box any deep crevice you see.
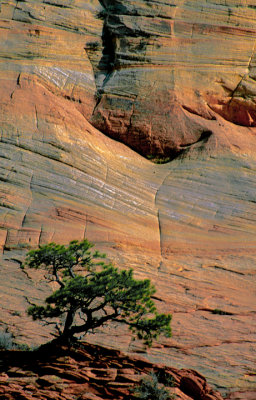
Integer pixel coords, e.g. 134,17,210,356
197,307,234,316
147,130,213,164
96,2,117,94
179,130,213,148
42,1,72,9
98,24,116,91
91,3,214,163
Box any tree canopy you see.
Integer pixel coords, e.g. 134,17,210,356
24,239,172,346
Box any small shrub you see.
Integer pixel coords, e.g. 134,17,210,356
132,372,174,399
0,330,15,350
160,371,175,388
85,41,100,51
0,330,32,351
11,311,21,317
146,155,173,164
15,343,31,351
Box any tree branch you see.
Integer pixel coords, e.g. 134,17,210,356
112,317,130,326
78,311,87,324
90,299,108,313
68,266,75,278
70,310,119,336
42,320,62,335
53,266,65,289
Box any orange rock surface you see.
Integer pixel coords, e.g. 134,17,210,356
0,1,255,399
91,1,256,156
0,342,224,400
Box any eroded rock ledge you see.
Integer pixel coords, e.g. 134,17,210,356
2,1,256,159
90,0,256,157
0,341,224,400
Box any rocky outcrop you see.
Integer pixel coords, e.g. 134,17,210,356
0,342,224,400
2,1,256,158
90,1,256,156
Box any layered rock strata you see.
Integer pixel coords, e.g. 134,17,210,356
0,342,224,400
0,0,255,398
91,0,256,156
1,1,256,157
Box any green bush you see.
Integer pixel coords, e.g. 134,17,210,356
133,372,175,400
146,155,173,164
0,330,15,350
15,343,31,351
0,330,32,351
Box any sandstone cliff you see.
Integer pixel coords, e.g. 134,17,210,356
0,342,225,400
91,0,256,157
0,1,255,398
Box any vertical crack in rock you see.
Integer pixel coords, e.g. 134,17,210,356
12,1,19,20
3,231,9,255
86,2,117,116
35,105,39,130
21,172,34,230
38,226,43,246
95,3,117,100
247,38,256,73
83,214,88,240
127,99,137,142
99,23,116,91
10,73,21,99
20,213,27,228
155,170,172,265
156,208,162,271
17,73,21,86
229,39,256,104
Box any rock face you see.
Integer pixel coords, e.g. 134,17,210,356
0,342,224,400
0,1,256,399
90,0,256,157
2,1,255,158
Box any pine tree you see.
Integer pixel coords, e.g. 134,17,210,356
24,239,172,346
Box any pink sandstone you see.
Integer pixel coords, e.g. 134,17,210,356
0,1,255,398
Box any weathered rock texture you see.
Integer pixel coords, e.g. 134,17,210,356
0,342,224,400
91,0,256,157
0,0,256,399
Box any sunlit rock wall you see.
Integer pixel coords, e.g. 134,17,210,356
0,1,256,397
91,0,256,157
